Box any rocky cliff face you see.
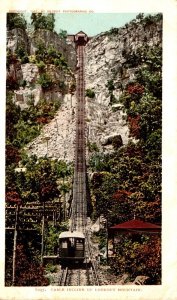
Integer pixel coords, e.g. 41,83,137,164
26,94,77,163
7,16,162,163
7,28,76,70
85,18,162,155
7,28,76,109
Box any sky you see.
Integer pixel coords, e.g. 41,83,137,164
54,13,141,36
25,13,149,36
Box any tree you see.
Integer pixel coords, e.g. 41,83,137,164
15,244,49,286
31,13,55,31
110,233,161,284
59,29,67,39
6,144,21,166
136,13,144,21
7,13,27,30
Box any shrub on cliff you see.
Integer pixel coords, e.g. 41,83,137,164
7,13,27,30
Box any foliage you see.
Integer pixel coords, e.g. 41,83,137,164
13,45,29,66
36,60,45,71
6,155,72,204
6,144,21,166
110,234,161,284
86,89,95,98
7,13,27,30
106,80,115,92
108,27,119,35
45,263,57,273
106,79,118,105
34,43,68,71
58,29,67,39
6,50,18,68
44,221,69,255
128,115,141,139
6,95,61,156
6,190,21,204
31,13,55,31
87,141,99,152
89,153,111,172
45,225,59,255
136,13,144,21
15,243,49,286
92,229,107,250
6,94,21,142
37,73,53,90
90,40,162,282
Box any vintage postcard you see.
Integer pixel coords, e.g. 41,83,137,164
1,0,177,299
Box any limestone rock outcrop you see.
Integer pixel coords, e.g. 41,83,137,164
7,16,162,163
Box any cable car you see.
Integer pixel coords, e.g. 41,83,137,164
58,231,85,265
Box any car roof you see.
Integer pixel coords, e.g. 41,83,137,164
59,231,85,239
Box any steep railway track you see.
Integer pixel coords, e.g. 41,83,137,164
58,36,101,286
58,264,100,286
70,44,87,233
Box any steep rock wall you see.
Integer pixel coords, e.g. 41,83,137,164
7,29,76,108
7,28,76,71
30,29,76,71
8,16,162,163
85,18,162,154
25,94,76,162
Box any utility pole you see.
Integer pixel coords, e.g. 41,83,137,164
41,202,45,264
42,136,50,157
12,204,19,286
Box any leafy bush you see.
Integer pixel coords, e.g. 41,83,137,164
36,60,46,71
15,46,26,59
111,234,161,284
45,225,59,255
87,141,99,152
6,76,19,90
45,263,57,273
86,89,95,98
34,43,68,70
110,94,118,105
7,13,27,30
106,80,115,92
21,56,29,64
15,244,49,286
6,94,61,153
31,13,55,32
15,46,29,64
109,27,119,35
58,29,67,39
6,51,18,68
28,55,37,63
37,73,53,90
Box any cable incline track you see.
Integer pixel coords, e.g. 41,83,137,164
57,35,101,286
70,44,87,233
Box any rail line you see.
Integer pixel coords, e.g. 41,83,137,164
70,44,87,233
58,37,101,286
58,264,100,286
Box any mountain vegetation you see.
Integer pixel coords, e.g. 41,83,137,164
5,13,162,285
6,12,74,286
89,28,162,283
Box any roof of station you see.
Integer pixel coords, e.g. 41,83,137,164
109,219,161,231
75,31,87,35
